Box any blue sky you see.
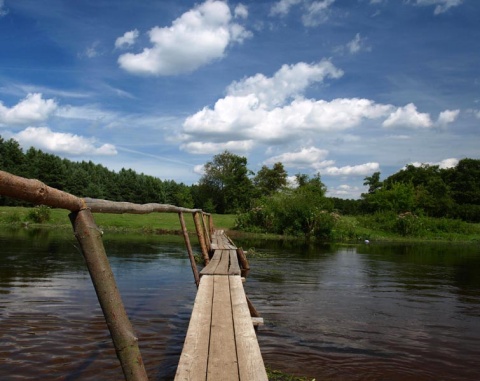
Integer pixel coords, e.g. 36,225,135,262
0,0,478,198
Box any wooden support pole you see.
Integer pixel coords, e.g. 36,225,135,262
201,213,211,253
208,214,214,236
69,209,148,381
178,212,200,287
193,212,209,265
236,247,250,270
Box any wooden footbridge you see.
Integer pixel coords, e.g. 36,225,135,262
175,230,267,380
0,170,268,381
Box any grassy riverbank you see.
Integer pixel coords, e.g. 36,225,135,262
0,206,236,233
1,206,479,243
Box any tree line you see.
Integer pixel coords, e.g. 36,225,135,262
1,135,479,224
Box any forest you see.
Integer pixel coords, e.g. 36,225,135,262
1,136,480,231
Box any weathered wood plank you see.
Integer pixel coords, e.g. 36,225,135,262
200,250,222,275
230,276,268,381
175,276,213,381
229,250,241,275
208,275,239,380
215,250,230,274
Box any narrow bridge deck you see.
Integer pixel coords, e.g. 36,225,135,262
175,231,268,381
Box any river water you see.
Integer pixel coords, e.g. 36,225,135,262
1,228,479,380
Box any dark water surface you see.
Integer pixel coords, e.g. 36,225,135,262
1,229,480,380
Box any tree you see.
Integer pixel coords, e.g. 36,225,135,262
199,151,253,213
253,162,287,197
363,171,382,194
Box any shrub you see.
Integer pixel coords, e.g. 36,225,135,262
27,205,51,223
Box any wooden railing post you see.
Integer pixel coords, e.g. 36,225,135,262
178,212,200,287
201,213,211,253
69,209,148,381
193,212,209,265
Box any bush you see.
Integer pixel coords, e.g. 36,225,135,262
395,212,423,236
27,205,51,223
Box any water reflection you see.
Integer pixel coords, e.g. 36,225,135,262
1,230,480,380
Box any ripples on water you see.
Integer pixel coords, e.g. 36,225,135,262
1,230,480,380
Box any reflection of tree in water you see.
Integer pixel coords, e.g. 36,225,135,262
0,229,192,290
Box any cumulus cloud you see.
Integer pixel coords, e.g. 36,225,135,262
13,127,117,156
115,29,139,49
409,158,459,169
436,109,459,126
181,140,253,154
0,93,57,125
264,146,330,168
382,103,433,128
323,162,380,176
117,0,252,76
412,0,463,15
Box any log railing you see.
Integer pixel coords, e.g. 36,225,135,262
0,170,213,381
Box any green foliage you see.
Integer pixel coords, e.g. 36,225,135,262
236,174,335,239
253,162,287,197
198,150,254,213
26,206,51,223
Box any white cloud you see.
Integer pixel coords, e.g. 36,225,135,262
270,0,302,16
0,0,8,17
227,60,343,107
410,158,459,169
0,93,57,125
234,4,248,19
322,162,380,176
13,127,117,156
180,140,253,154
193,164,206,175
117,0,252,76
412,0,463,15
115,29,139,49
181,60,395,151
302,0,336,27
327,184,362,199
382,103,433,128
269,0,335,27
436,109,460,126
346,33,369,54
264,146,330,168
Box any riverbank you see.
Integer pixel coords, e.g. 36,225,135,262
1,206,479,244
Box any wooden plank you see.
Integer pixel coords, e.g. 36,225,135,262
207,275,239,380
230,276,268,381
175,276,214,381
215,250,230,275
229,250,241,275
200,250,222,275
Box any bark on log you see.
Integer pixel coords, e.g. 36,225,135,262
236,247,250,270
179,212,200,287
0,170,84,211
193,212,209,265
84,198,202,214
69,209,148,381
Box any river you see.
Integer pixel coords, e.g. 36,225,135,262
1,228,479,380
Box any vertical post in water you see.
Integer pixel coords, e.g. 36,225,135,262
178,212,200,287
193,212,209,265
201,213,211,253
69,209,148,381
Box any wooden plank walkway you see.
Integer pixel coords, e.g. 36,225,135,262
175,231,268,381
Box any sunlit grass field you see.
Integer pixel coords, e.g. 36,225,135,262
0,206,237,233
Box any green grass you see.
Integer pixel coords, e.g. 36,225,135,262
0,206,237,233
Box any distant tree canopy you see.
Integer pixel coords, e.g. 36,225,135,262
1,135,479,221
359,160,480,222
